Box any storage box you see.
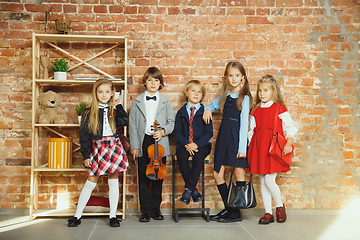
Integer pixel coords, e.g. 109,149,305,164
48,138,72,169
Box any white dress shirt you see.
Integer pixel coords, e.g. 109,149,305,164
144,91,160,135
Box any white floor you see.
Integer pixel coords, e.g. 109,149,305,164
0,212,359,240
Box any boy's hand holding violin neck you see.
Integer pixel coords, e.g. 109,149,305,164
152,129,165,142
203,109,212,124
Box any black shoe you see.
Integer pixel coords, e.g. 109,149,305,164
109,217,121,227
192,188,203,202
180,189,192,205
139,211,151,222
68,217,81,227
209,209,228,221
151,209,164,220
217,211,242,223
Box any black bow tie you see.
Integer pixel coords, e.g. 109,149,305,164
146,96,157,101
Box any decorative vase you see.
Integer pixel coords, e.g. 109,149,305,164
54,72,67,80
78,116,82,124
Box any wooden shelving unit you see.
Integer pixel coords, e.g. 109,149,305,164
30,33,128,220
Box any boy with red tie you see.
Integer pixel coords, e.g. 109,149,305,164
173,80,213,204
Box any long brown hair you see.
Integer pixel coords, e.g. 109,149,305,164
84,79,116,135
253,74,287,111
219,62,252,113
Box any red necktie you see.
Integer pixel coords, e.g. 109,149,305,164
189,107,195,143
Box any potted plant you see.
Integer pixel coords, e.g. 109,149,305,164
51,58,69,80
75,100,87,123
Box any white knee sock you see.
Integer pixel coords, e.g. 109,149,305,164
75,180,97,219
259,174,273,214
264,173,283,208
108,178,119,219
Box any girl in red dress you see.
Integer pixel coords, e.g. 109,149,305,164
248,75,299,224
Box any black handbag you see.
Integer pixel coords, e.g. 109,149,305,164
226,158,257,209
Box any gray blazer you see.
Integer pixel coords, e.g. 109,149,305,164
129,92,175,158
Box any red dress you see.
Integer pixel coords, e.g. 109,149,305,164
248,103,291,174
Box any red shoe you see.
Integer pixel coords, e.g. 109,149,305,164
259,213,274,224
276,204,287,223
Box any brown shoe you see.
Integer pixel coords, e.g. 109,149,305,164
259,213,274,224
276,204,287,223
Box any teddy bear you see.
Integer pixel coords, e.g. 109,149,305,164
36,90,67,124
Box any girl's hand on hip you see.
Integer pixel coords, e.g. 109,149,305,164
237,152,246,159
84,159,92,168
203,109,212,124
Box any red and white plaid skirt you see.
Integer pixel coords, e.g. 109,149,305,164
88,136,129,176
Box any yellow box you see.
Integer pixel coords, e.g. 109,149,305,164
48,138,72,169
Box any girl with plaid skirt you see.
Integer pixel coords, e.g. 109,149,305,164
68,79,130,228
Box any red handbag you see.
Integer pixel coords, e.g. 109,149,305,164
119,134,131,153
269,104,294,166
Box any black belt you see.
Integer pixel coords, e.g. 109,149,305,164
222,117,239,121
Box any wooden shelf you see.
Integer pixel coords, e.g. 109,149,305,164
30,33,128,221
35,124,80,127
34,166,86,172
34,34,126,43
35,79,125,85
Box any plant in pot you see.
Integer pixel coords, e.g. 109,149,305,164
51,58,69,80
76,100,87,124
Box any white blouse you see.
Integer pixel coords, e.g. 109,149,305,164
248,101,299,143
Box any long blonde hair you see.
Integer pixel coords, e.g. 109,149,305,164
219,62,252,113
253,74,287,111
84,79,116,135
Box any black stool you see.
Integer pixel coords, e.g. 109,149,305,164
172,155,210,222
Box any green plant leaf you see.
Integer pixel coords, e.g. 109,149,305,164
51,58,70,72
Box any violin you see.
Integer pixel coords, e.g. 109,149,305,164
146,120,166,180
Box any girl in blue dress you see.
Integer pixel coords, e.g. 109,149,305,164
203,62,252,223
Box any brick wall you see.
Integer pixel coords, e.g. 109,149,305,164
0,0,359,211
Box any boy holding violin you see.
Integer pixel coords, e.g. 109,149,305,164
173,80,213,205
129,67,175,222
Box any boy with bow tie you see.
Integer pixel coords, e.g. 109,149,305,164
129,67,175,222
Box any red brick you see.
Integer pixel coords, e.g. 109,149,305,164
219,0,246,6
168,7,181,14
276,0,303,7
130,0,158,4
79,5,93,13
124,6,137,14
94,5,107,13
159,0,181,5
135,58,150,66
1,3,24,12
183,8,196,15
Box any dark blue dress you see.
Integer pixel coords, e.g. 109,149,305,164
213,95,249,173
